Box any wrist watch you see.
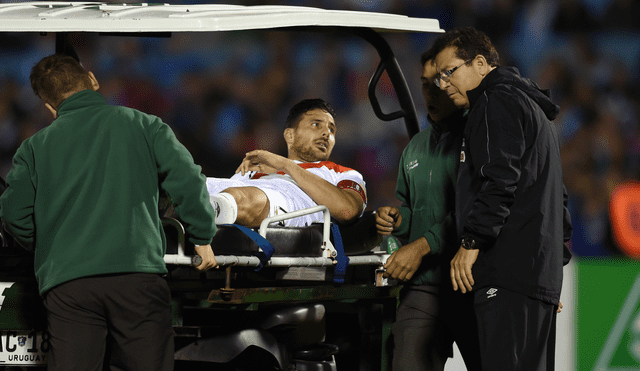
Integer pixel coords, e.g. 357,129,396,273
461,236,477,250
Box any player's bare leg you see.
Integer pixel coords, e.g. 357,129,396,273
221,187,270,228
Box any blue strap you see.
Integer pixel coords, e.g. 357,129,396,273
230,224,275,271
330,223,349,283
228,223,349,280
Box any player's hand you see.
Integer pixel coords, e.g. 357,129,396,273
383,237,430,281
376,206,402,235
194,244,218,271
236,150,283,175
450,246,479,293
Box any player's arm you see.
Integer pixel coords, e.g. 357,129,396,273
237,150,365,223
286,162,364,223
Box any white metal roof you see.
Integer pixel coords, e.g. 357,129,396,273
0,2,443,33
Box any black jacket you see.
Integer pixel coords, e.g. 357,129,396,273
456,67,572,304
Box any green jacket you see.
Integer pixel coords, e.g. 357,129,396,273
0,90,216,295
393,111,465,286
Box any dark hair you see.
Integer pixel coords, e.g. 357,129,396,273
420,39,442,67
285,99,336,129
30,54,94,109
428,27,500,68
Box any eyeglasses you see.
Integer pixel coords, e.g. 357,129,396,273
434,59,471,88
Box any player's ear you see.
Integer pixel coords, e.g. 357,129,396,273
284,128,294,145
87,71,100,91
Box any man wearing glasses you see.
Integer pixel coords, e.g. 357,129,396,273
431,27,572,370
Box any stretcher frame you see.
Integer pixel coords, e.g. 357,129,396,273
163,205,389,268
163,205,394,294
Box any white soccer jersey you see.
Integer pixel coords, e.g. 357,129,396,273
206,161,367,227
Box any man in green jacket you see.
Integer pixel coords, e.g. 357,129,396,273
376,48,481,370
0,54,217,371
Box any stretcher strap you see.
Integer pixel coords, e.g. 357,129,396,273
330,223,349,283
228,223,349,280
230,224,275,271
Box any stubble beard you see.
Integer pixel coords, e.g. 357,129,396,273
291,143,330,162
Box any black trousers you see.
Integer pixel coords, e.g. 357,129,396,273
391,285,482,371
43,273,174,371
474,286,557,371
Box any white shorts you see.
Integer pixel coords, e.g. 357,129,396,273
205,175,323,227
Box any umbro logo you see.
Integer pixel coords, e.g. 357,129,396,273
486,288,498,298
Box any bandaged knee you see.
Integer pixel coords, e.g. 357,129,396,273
210,192,238,225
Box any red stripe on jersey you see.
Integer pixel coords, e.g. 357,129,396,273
297,161,356,173
250,171,285,180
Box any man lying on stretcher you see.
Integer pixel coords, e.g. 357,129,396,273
203,99,367,228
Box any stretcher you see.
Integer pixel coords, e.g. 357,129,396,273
163,205,396,294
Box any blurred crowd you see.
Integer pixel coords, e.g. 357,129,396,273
0,0,638,257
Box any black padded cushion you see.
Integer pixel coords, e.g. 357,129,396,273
163,210,381,257
211,224,323,256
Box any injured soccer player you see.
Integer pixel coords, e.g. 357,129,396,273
206,99,367,228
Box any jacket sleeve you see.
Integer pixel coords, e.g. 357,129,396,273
152,120,216,245
393,153,412,239
463,90,524,249
0,142,36,249
423,212,455,256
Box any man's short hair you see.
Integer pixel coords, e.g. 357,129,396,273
429,27,500,68
420,40,442,67
30,54,94,109
285,99,336,130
